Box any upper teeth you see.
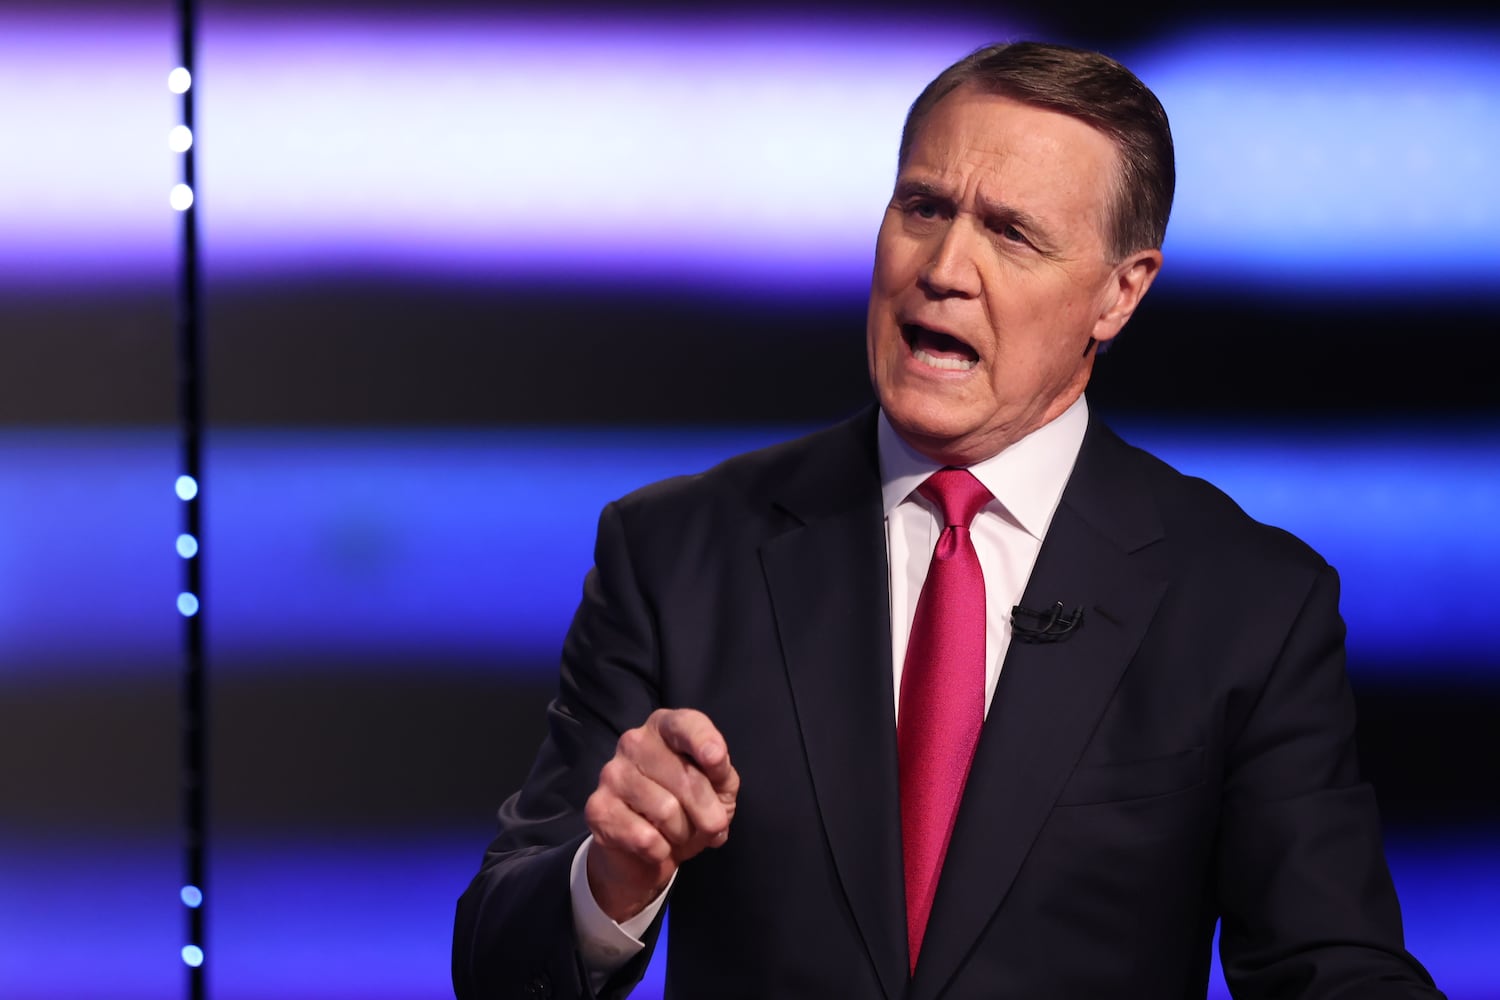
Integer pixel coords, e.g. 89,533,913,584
913,348,976,371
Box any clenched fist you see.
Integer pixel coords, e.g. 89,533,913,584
584,708,740,922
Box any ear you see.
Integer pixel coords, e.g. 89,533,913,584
1091,248,1162,347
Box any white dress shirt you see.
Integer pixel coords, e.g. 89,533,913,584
571,396,1091,977
881,396,1088,720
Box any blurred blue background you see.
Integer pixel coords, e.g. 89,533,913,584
1,2,1496,998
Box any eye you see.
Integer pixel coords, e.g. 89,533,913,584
907,199,941,220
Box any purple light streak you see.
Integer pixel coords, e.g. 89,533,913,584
1,13,1496,292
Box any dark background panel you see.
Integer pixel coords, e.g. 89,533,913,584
5,282,1493,427
5,664,1493,837
210,280,1498,425
0,291,176,426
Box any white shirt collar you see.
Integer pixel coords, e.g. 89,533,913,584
877,395,1089,540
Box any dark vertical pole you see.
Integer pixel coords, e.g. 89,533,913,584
174,1,206,998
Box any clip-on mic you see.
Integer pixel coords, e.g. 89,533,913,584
1010,601,1085,643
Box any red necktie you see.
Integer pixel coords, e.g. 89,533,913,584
898,467,992,972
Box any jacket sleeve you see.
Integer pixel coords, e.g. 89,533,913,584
1214,565,1444,998
453,501,667,1000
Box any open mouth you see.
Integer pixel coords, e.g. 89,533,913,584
902,324,979,371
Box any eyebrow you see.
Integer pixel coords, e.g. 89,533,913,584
892,177,954,208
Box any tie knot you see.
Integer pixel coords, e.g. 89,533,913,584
917,468,992,529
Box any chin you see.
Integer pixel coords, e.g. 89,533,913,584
884,374,969,420
883,400,978,461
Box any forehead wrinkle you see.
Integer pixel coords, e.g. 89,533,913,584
899,96,1117,261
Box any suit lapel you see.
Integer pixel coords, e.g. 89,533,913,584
760,410,910,1000
909,421,1169,1000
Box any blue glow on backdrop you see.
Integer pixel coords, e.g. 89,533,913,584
1140,27,1500,293
2,427,1496,677
1,13,1496,294
0,833,1490,999
0,433,177,668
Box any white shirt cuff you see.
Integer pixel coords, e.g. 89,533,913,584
569,835,672,981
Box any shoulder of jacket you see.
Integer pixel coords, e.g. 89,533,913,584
1106,426,1331,576
611,409,872,519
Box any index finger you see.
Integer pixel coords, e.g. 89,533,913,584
651,708,735,791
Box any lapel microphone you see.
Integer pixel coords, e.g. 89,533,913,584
1010,601,1085,643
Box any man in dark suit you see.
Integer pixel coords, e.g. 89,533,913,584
454,41,1443,998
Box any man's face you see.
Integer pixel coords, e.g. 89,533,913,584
866,86,1160,465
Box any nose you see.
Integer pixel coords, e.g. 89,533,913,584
918,218,982,298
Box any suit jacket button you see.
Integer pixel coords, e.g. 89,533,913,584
523,974,551,998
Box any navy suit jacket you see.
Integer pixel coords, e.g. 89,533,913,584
453,408,1441,999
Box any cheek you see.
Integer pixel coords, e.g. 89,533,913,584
990,276,1095,344
868,259,912,358
871,223,920,292
870,254,901,299
866,306,901,379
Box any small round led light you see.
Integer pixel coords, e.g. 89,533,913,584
170,184,195,212
169,125,194,153
181,885,204,908
177,593,201,617
168,67,192,94
177,533,200,559
181,945,204,968
175,475,199,501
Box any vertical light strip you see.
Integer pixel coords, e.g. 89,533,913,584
172,1,207,997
